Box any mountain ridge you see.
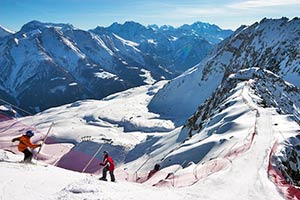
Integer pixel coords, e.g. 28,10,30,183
0,20,231,113
149,17,300,119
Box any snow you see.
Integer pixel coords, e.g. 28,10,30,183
40,29,85,72
92,34,114,56
28,29,42,37
69,83,78,86
51,77,66,81
147,39,157,44
150,18,300,122
170,36,178,41
94,71,117,79
0,152,199,200
149,63,224,120
6,35,53,93
112,33,139,48
140,69,156,84
1,18,300,199
13,38,19,45
1,68,299,199
61,36,86,59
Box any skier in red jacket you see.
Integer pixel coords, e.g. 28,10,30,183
99,151,115,182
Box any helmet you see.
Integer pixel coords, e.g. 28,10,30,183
25,130,34,137
103,151,108,155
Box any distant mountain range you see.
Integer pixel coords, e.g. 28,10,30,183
0,20,232,113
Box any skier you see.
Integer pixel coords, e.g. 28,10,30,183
12,130,41,163
99,151,115,182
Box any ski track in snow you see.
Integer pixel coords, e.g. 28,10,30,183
177,82,283,200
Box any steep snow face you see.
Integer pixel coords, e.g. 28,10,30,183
150,17,300,119
149,63,224,121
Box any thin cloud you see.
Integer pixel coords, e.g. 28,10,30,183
228,0,300,9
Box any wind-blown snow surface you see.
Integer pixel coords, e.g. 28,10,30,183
1,68,300,199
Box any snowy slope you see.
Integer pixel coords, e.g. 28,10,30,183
0,81,175,172
0,150,197,200
2,18,300,199
149,17,300,119
1,67,300,199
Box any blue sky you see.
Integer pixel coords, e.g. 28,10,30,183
1,0,300,31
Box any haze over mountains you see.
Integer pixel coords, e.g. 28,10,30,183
0,20,231,113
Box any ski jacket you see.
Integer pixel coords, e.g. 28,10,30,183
12,135,40,152
100,155,115,171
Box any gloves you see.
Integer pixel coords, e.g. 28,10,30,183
99,163,104,166
12,138,19,142
38,144,42,147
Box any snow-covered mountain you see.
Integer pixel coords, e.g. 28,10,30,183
149,17,300,119
2,17,300,199
95,21,231,74
0,20,231,113
106,21,231,45
1,67,299,199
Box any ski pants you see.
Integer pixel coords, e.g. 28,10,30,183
22,149,33,162
102,166,115,182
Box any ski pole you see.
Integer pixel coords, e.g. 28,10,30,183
134,155,151,182
82,143,104,173
35,122,54,160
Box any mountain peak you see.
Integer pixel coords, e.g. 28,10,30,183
20,20,75,33
108,21,145,30
147,24,159,31
159,24,175,31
